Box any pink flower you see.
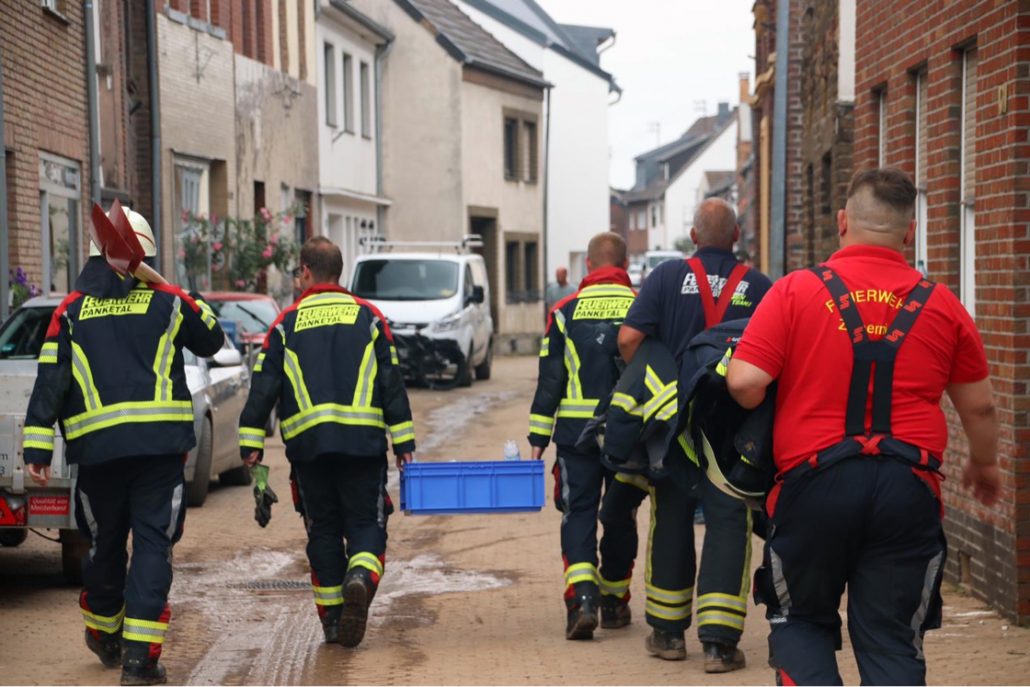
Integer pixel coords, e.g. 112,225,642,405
262,244,274,259
270,233,279,243
235,279,246,288
212,241,223,251
259,207,273,221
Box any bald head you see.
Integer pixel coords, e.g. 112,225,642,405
691,198,739,250
587,232,628,269
840,168,916,248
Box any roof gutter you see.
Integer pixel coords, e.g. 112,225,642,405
769,0,789,278
374,34,394,237
542,83,552,323
146,0,162,258
85,0,101,205
0,48,8,321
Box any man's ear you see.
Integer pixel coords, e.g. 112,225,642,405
837,209,848,237
902,219,916,246
733,224,741,244
690,227,698,245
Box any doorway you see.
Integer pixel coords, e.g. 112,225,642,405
469,213,498,333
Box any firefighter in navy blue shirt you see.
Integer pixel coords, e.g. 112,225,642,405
23,208,224,686
528,232,639,641
238,236,414,650
616,198,771,671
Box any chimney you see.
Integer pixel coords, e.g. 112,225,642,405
738,72,751,105
717,101,730,120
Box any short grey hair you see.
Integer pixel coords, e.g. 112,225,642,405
692,198,738,249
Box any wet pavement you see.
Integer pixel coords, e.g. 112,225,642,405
1,356,1029,685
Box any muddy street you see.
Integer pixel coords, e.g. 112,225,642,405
1,356,1028,685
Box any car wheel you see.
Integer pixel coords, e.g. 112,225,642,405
220,463,253,487
457,346,473,387
474,339,493,381
186,417,213,508
60,529,89,585
0,528,28,547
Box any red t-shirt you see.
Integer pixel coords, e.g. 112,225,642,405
734,245,989,475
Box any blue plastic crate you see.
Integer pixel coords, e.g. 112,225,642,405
400,460,545,515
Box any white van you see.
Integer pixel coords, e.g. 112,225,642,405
349,238,493,388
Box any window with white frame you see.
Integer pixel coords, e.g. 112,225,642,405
960,46,977,315
324,42,336,127
38,153,81,294
914,69,928,276
173,157,211,290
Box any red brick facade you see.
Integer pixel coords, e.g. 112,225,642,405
855,1,1030,622
1,0,90,292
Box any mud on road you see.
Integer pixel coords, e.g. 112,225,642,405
1,356,1028,685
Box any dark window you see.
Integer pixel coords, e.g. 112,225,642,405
523,120,538,183
360,61,371,138
505,241,520,295
523,241,539,301
324,43,337,127
253,180,266,216
821,153,832,216
504,118,519,180
294,189,311,244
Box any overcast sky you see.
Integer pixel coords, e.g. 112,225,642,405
536,0,755,190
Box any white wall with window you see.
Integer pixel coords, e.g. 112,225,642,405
38,153,81,295
172,156,211,291
960,46,978,315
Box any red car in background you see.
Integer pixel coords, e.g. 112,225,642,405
202,292,281,348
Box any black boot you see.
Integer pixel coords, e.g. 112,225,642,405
120,655,167,686
85,629,122,668
565,583,599,640
645,629,686,660
702,640,746,673
321,606,341,644
339,569,373,648
600,595,632,629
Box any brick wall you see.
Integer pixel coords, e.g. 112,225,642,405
1,0,90,290
856,0,1030,623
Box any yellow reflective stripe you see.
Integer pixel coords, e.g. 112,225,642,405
716,347,733,377
280,404,386,440
556,398,599,419
599,574,631,597
643,381,677,421
81,606,125,633
565,562,599,587
644,365,664,397
615,472,650,492
528,413,554,437
655,400,677,422
697,610,745,630
389,421,415,444
152,298,183,402
539,336,550,357
678,431,699,465
697,592,748,613
352,326,379,407
123,617,169,644
197,298,218,330
283,347,313,410
63,401,193,440
312,584,344,606
578,285,635,298
645,600,692,621
553,309,567,334
299,293,355,307
348,552,384,576
239,426,265,449
741,507,753,598
39,341,59,364
254,352,266,372
390,345,399,366
563,337,583,399
646,583,693,605
610,392,642,416
70,341,101,411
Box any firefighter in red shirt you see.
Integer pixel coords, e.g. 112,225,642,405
727,169,1000,686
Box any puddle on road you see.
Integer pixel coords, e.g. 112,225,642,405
173,549,508,685
418,389,521,453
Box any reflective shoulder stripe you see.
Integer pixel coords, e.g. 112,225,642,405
196,298,218,330
283,348,313,410
578,284,636,299
153,297,184,402
553,309,567,334
70,341,101,412
353,327,380,407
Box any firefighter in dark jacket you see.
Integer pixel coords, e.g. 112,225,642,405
23,208,224,686
528,232,638,640
617,198,772,671
238,236,415,649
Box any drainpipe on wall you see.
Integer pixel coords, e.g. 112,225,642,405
146,0,162,260
768,0,790,278
0,48,9,321
541,84,551,322
85,0,101,204
374,36,394,238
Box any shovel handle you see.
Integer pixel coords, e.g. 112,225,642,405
133,261,167,285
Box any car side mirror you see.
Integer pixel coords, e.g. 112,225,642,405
469,285,485,304
211,347,242,367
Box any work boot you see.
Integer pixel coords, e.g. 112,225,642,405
600,596,631,629
339,569,373,648
321,606,341,644
85,629,122,668
120,656,167,686
646,629,687,660
565,595,599,640
703,641,746,673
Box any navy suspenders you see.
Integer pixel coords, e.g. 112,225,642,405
800,266,940,474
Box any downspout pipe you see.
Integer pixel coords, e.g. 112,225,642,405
542,84,551,322
374,36,394,238
0,48,9,321
146,0,162,259
85,0,101,204
769,0,789,278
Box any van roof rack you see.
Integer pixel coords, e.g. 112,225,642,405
359,235,484,254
